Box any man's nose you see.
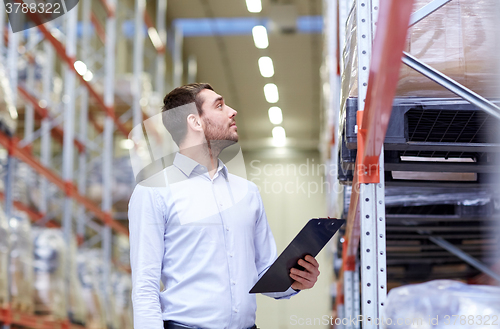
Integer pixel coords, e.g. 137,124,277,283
229,106,237,117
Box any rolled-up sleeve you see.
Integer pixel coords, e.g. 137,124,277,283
253,193,299,300
128,184,166,328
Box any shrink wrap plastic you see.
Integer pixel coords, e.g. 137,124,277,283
113,234,130,269
87,157,135,203
78,249,119,329
0,205,8,306
78,249,107,329
32,228,66,320
383,280,500,329
340,0,498,120
112,270,133,329
9,211,34,313
68,235,87,325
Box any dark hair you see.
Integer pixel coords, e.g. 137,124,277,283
161,83,214,146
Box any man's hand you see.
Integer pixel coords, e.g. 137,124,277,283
289,255,320,290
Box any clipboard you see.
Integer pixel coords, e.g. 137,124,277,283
250,218,345,294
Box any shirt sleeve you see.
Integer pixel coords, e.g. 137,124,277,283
128,184,166,328
253,191,299,300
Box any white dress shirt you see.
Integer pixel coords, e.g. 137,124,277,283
128,153,298,329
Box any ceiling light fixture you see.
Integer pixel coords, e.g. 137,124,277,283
252,25,269,49
264,83,279,103
245,0,262,13
258,56,274,78
74,61,87,76
268,106,283,124
120,139,135,150
272,126,286,146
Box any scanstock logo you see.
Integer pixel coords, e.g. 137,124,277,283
3,0,79,33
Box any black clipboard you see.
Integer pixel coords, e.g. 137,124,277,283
250,218,345,294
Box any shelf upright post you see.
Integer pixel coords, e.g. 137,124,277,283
102,0,117,325
3,13,20,329
24,29,36,149
355,0,385,327
353,261,360,329
77,0,92,244
61,3,79,312
133,0,145,130
40,41,55,216
155,0,167,94
173,24,183,88
0,5,4,56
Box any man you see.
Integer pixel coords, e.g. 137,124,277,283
128,83,320,329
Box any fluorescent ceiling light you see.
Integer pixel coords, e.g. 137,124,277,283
148,27,163,50
83,70,93,81
74,61,87,76
252,25,268,49
258,56,274,78
120,139,135,150
268,106,282,124
272,126,286,146
246,0,262,13
264,83,279,103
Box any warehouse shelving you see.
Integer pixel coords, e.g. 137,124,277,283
323,0,500,327
0,0,170,328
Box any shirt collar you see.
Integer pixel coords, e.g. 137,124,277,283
173,152,228,179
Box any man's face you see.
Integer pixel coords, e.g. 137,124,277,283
198,89,238,143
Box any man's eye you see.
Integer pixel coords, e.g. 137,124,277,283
217,104,222,108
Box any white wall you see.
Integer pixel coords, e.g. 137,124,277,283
244,150,335,329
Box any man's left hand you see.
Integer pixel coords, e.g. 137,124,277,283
290,255,320,290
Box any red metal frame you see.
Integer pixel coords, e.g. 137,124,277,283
18,85,86,154
25,10,130,137
357,0,414,184
340,0,413,292
90,13,106,44
0,132,128,235
0,306,85,329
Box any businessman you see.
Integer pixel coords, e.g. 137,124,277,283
128,83,320,329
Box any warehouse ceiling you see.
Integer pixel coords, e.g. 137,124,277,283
164,0,324,150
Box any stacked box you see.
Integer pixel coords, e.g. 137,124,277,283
340,0,499,125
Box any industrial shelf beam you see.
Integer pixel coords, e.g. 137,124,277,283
0,132,128,235
402,52,500,120
429,237,500,283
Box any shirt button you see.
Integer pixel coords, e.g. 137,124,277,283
234,309,238,313
229,253,233,257
231,281,236,285
226,227,229,231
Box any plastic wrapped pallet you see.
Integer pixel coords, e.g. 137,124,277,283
9,211,34,313
340,0,499,121
32,228,67,320
0,205,9,307
112,270,133,329
113,234,130,269
68,235,87,325
87,156,135,203
78,248,119,329
383,280,500,329
77,249,107,329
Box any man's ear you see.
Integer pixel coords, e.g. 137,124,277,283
187,114,202,131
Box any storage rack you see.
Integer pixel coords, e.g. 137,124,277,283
0,0,182,328
323,0,500,327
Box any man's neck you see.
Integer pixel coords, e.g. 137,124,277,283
179,142,220,178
